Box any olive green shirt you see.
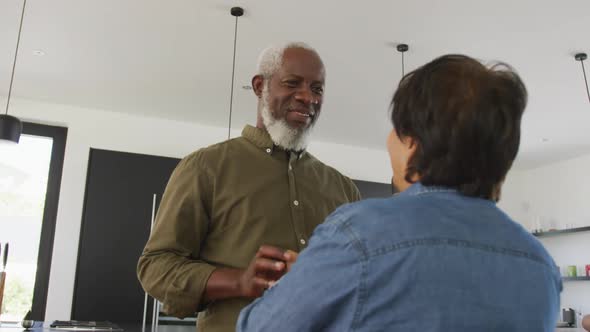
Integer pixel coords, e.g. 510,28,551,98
137,125,361,332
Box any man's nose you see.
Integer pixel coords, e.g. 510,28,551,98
294,88,316,105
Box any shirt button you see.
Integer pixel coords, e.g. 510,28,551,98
293,200,299,206
300,239,306,245
266,148,271,153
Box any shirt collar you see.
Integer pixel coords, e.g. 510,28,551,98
241,125,306,158
400,182,458,197
398,182,497,205
242,125,274,150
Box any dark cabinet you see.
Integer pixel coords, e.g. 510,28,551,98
354,179,392,198
72,149,180,323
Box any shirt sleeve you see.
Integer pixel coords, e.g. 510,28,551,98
236,211,363,332
342,175,362,202
350,179,362,202
137,152,217,318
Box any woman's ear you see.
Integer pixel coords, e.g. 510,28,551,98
403,135,418,154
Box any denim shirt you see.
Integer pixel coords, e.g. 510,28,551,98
237,183,562,332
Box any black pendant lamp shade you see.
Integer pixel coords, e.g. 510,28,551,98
0,114,23,143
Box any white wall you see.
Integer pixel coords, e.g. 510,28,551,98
8,97,391,321
497,169,528,226
501,155,590,321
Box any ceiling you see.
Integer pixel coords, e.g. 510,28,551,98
1,0,589,169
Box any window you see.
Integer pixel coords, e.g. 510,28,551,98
0,122,66,321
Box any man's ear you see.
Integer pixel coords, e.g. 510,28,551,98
252,75,265,98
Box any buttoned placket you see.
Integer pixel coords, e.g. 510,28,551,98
287,151,308,250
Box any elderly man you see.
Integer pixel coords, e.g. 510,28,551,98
237,54,562,331
137,42,360,332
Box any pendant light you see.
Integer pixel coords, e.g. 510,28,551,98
574,52,589,104
227,7,244,140
396,43,409,77
391,43,409,196
1,0,28,144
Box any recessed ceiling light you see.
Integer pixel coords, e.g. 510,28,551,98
32,50,45,56
242,85,252,90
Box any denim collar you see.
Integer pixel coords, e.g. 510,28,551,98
399,182,496,205
400,182,458,197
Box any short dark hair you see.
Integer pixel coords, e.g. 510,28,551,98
390,54,527,200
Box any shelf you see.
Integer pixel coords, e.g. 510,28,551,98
532,226,590,238
562,276,590,281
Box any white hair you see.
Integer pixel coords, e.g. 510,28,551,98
256,42,323,78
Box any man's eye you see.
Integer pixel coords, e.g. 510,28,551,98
312,87,324,95
284,80,298,87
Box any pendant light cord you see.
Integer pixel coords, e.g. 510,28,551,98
396,44,408,79
401,51,405,77
5,0,27,116
228,14,239,140
580,58,590,104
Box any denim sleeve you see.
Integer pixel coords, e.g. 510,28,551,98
237,212,363,332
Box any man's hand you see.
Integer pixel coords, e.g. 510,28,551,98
238,245,291,298
265,249,300,289
283,249,299,272
203,245,300,302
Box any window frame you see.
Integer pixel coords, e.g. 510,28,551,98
20,122,67,320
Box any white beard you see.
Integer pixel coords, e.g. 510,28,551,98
260,86,315,151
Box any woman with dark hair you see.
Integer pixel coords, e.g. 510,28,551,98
238,55,562,332
388,55,526,201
